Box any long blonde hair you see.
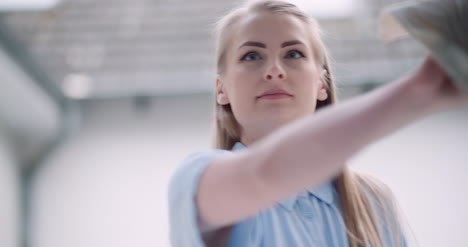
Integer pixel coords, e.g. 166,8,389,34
211,1,404,247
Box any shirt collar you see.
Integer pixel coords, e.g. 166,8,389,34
278,180,335,211
231,142,335,211
232,142,246,151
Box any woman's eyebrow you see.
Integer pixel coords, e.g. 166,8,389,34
238,41,266,49
238,40,304,49
281,40,304,48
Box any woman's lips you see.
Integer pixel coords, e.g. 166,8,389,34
257,89,293,100
257,93,292,100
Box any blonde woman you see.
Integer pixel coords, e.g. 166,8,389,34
168,1,467,247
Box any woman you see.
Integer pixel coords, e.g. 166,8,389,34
168,1,467,247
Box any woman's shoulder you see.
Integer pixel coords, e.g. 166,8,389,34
354,171,406,225
169,148,232,191
167,148,232,247
353,171,401,216
353,173,409,246
354,171,395,200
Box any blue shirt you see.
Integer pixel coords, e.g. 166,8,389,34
168,142,405,247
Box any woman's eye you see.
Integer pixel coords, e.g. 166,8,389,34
285,50,304,59
241,52,261,61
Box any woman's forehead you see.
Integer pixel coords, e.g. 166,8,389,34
232,11,311,48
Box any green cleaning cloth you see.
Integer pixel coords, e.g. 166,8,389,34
379,0,468,93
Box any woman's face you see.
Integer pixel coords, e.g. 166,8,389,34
216,11,328,143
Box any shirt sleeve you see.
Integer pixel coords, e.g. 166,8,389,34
168,150,230,247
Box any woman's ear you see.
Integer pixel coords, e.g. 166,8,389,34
216,77,230,105
317,69,329,101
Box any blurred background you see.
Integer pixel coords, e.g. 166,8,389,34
0,0,467,246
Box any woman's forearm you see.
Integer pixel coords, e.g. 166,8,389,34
253,74,428,202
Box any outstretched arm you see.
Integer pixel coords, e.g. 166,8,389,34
196,57,468,231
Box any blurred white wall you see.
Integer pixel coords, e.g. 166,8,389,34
30,92,468,247
0,127,20,247
30,94,215,247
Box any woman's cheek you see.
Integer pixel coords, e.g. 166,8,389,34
285,59,310,70
240,60,265,72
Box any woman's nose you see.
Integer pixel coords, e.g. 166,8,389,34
264,63,286,81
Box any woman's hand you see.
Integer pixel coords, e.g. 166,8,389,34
405,56,468,114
